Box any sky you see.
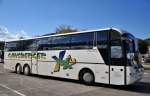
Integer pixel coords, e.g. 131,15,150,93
0,0,150,39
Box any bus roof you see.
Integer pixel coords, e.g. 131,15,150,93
5,27,129,42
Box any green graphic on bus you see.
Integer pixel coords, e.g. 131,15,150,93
52,50,76,72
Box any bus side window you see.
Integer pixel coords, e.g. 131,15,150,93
97,31,109,65
5,42,21,51
51,35,71,50
71,33,94,49
37,38,51,51
110,31,124,66
110,40,123,66
111,45,122,58
22,40,37,51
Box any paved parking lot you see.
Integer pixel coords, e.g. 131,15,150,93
0,63,150,96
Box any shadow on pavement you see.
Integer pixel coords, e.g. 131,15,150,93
93,82,150,94
30,74,80,83
124,82,150,94
29,74,150,94
144,67,150,70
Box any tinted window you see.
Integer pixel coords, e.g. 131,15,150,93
111,40,122,59
5,42,16,50
5,41,23,51
37,37,51,50
71,33,94,49
111,46,122,58
97,31,108,48
5,39,37,51
110,31,124,66
122,33,135,53
111,31,121,40
51,35,71,50
22,39,37,51
97,31,109,65
110,40,124,66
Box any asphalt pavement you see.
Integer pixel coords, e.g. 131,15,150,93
0,63,150,96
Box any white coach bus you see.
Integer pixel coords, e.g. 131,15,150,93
4,28,144,85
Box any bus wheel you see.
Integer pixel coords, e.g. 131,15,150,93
16,64,22,74
80,70,94,84
23,65,30,76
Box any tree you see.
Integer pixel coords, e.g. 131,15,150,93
145,38,150,46
138,39,148,54
55,25,79,34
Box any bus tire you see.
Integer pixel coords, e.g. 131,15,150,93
79,69,95,85
16,64,22,74
23,65,30,76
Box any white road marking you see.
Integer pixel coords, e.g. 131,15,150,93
0,84,26,96
144,72,148,75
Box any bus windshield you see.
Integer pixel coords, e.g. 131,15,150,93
122,33,142,67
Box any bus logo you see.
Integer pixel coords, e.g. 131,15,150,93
52,50,76,72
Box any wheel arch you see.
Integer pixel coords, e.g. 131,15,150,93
23,63,30,71
23,63,31,75
15,63,22,72
78,67,95,81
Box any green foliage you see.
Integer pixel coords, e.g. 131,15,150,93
145,38,150,45
56,25,79,34
138,39,148,54
0,42,4,50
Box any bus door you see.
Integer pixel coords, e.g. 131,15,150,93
96,31,109,84
30,39,38,74
31,51,38,74
109,40,125,85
